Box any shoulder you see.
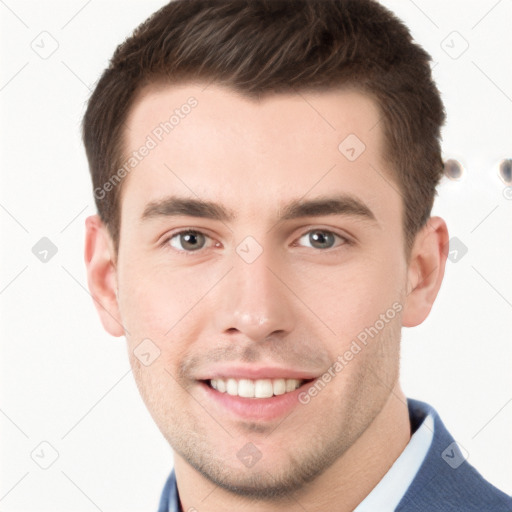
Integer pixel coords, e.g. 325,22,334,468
397,399,512,512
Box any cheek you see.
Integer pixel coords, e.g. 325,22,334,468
128,352,186,436
296,253,405,338
117,262,205,340
117,263,222,382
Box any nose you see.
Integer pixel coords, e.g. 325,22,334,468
212,244,296,343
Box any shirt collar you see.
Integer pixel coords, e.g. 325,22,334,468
353,409,434,511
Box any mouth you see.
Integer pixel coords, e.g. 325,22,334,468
198,377,318,421
202,377,316,399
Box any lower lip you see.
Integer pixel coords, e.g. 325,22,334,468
198,380,316,422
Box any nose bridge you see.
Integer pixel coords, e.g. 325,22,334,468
215,240,295,341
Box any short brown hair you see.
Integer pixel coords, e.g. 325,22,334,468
82,0,446,258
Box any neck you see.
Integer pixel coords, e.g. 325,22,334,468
174,384,411,512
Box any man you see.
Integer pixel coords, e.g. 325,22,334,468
82,0,512,510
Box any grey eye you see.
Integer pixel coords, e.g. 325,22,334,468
170,231,207,251
299,230,337,249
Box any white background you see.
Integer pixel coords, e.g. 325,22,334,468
1,0,511,510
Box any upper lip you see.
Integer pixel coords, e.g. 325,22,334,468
196,365,320,381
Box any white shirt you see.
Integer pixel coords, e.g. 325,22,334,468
354,412,435,512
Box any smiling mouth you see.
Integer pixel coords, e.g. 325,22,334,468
202,377,315,399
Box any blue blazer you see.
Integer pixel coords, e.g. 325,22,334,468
158,399,512,511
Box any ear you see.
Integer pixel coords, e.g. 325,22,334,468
402,216,449,327
84,215,125,337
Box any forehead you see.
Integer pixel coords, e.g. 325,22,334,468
119,82,399,225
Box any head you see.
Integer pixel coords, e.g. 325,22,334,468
83,0,448,501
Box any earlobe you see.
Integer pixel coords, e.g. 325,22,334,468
84,215,125,337
402,216,449,328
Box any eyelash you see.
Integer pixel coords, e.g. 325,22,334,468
159,228,353,256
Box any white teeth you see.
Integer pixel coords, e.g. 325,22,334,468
226,378,238,396
216,379,226,393
255,379,274,398
286,379,298,392
209,378,304,398
273,378,286,395
238,379,255,398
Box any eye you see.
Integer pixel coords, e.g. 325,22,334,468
295,229,349,250
161,228,350,255
167,230,209,252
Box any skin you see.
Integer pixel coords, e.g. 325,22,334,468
85,83,448,512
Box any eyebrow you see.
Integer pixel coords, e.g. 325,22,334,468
141,194,377,224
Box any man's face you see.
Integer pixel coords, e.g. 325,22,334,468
115,83,409,496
